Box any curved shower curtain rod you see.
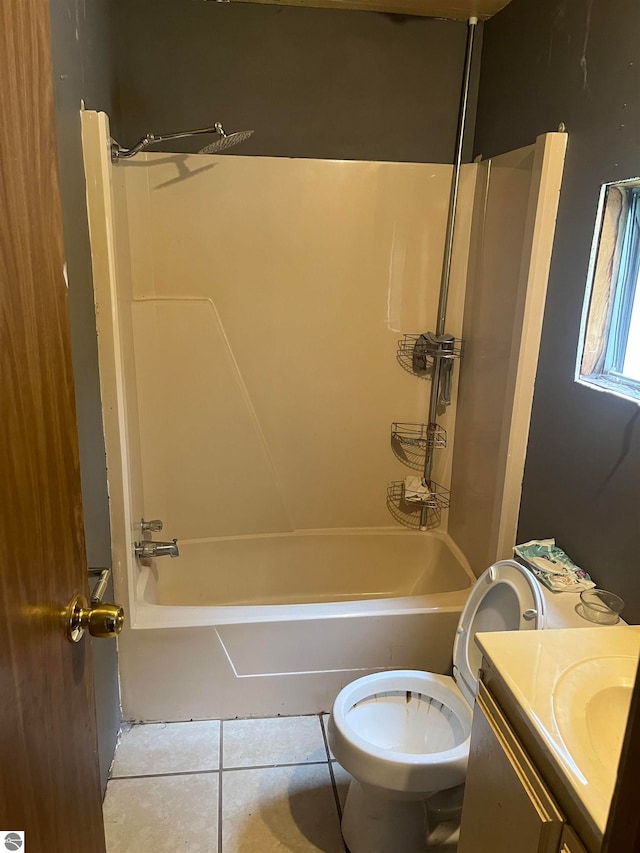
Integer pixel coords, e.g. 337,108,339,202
110,121,254,161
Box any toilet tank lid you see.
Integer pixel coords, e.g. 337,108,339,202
452,559,545,706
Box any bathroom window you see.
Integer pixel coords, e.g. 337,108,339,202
578,177,640,403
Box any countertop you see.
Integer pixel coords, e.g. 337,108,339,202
476,625,640,844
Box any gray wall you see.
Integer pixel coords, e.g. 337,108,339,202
49,0,121,792
113,0,474,162
475,0,640,621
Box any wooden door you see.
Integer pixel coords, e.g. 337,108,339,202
0,1,106,850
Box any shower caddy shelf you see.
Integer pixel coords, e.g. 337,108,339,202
387,479,451,510
397,333,463,360
396,333,462,373
391,422,447,450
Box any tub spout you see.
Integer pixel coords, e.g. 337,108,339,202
135,539,180,559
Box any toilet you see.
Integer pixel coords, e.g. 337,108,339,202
327,558,589,853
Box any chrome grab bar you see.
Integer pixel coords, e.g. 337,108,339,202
88,567,111,604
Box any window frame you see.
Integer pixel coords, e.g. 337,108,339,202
577,178,640,404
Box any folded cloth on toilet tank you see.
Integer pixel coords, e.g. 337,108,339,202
514,538,595,593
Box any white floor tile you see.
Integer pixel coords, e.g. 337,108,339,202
104,773,219,852
111,720,220,777
221,763,343,852
223,716,326,768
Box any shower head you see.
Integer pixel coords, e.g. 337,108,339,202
198,126,254,154
110,121,254,161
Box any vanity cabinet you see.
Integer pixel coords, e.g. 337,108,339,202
459,628,636,852
458,680,564,853
559,827,588,853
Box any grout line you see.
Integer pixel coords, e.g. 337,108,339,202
223,760,329,773
218,721,224,853
220,711,329,722
126,711,327,726
110,758,332,781
320,715,349,852
109,768,220,781
320,712,346,846
319,713,333,763
327,760,343,822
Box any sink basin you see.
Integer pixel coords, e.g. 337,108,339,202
552,655,637,783
477,625,640,842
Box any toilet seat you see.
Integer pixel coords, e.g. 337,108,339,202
452,559,544,705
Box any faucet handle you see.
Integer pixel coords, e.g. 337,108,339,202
141,518,163,533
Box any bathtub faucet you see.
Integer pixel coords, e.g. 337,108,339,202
134,539,180,559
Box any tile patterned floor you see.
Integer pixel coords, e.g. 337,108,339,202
103,715,346,852
103,715,460,852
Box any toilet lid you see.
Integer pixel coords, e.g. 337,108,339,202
452,559,544,706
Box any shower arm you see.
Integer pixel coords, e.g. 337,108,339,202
111,122,227,160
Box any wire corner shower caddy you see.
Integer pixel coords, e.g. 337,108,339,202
391,422,447,451
387,15,477,532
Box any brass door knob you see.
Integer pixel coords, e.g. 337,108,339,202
64,594,125,643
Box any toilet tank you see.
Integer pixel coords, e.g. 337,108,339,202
538,583,626,629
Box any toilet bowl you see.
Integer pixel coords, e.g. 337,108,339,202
328,558,582,853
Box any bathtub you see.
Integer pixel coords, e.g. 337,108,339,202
120,530,475,722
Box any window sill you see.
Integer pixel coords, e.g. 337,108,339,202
576,373,640,405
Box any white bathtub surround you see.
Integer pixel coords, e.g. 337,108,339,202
81,110,480,722
82,108,566,731
116,157,474,540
